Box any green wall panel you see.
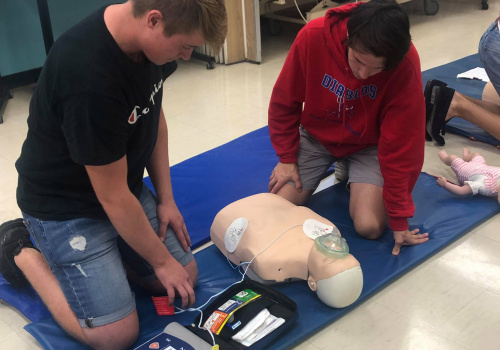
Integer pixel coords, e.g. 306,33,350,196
0,1,46,75
1,0,124,76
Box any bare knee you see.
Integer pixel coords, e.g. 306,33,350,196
438,149,455,166
482,81,500,104
349,183,387,239
83,310,139,350
353,219,385,240
276,184,313,205
185,259,198,288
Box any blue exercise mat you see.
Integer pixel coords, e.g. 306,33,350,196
0,275,51,322
421,54,500,147
23,172,499,349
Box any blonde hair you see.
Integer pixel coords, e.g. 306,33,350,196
131,0,227,51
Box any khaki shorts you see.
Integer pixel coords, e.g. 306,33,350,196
293,126,383,190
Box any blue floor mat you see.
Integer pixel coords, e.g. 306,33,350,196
23,173,499,349
0,275,51,322
421,54,500,147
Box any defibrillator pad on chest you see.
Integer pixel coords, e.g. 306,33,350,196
224,217,249,253
303,219,338,240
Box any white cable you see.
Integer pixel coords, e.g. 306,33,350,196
294,0,308,23
241,224,303,277
172,224,303,345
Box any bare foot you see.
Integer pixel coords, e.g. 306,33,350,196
438,149,450,165
463,148,481,162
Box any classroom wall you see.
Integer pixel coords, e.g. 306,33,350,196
0,0,122,76
0,0,260,75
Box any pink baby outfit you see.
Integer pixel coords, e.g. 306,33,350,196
451,156,500,196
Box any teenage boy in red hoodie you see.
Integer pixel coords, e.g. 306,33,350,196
268,0,428,256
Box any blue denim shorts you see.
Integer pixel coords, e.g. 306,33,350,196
479,21,500,96
22,185,193,328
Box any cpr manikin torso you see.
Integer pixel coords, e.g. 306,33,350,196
210,193,363,308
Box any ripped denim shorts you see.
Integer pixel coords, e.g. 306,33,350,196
22,185,193,328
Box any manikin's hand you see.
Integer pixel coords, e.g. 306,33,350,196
436,176,448,188
268,162,302,194
157,200,191,252
154,257,195,308
392,228,429,256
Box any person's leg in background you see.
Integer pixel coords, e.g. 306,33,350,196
427,21,500,143
482,81,500,104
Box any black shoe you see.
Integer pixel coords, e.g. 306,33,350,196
424,79,447,141
427,85,455,146
0,218,34,288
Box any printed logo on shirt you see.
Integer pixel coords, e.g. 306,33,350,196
128,78,164,124
321,74,377,100
319,106,361,136
128,106,150,124
149,79,163,106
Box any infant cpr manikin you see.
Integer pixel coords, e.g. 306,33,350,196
210,193,363,308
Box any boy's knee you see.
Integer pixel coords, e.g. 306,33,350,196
83,312,139,350
354,220,385,240
185,259,198,287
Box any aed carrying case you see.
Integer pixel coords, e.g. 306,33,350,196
186,279,298,350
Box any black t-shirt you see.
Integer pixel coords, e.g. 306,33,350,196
16,7,177,220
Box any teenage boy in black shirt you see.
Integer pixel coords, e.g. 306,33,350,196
0,1,227,348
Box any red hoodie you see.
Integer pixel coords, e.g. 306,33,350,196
268,3,425,231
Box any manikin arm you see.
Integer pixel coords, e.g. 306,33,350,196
436,176,473,196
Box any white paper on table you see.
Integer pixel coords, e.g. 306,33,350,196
456,67,490,82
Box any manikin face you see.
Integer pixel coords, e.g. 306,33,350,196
142,11,205,64
347,46,386,80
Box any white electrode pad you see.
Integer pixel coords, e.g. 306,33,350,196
303,219,336,240
224,217,249,253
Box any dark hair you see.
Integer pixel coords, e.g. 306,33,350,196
346,0,411,70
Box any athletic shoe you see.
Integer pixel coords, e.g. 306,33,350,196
427,85,455,146
0,218,34,288
424,79,447,141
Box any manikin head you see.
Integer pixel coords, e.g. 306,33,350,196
306,233,363,308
